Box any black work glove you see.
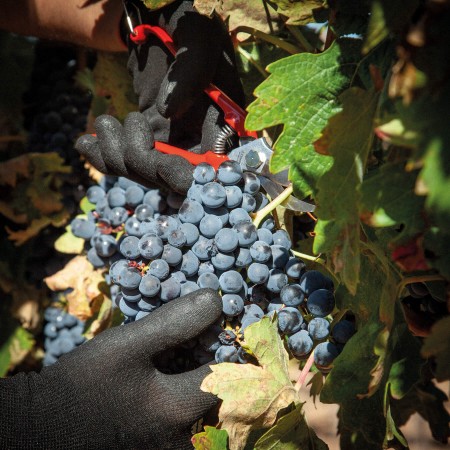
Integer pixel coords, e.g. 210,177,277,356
76,0,245,194
0,290,222,450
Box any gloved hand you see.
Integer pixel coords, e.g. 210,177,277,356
0,289,223,450
76,0,245,194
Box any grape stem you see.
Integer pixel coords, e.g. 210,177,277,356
291,249,325,265
252,184,294,228
295,351,315,391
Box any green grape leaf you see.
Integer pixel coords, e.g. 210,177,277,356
141,0,176,10
421,316,450,382
192,426,229,450
246,40,362,198
254,402,328,449
321,320,384,404
0,320,34,377
361,164,425,241
313,87,379,294
93,52,138,121
80,196,96,214
363,0,419,54
54,226,85,254
201,317,298,450
265,0,326,25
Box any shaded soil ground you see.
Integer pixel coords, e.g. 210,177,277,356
298,376,449,449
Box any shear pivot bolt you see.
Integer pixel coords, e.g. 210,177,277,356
245,150,261,168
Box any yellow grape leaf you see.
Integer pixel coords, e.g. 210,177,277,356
194,0,222,16
83,296,114,340
201,317,298,450
93,52,137,121
0,153,30,187
54,226,85,254
44,255,107,321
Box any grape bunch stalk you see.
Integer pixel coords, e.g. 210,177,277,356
71,161,356,372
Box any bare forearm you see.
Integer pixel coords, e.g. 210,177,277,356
0,0,126,52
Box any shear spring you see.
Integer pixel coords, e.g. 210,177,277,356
214,124,237,154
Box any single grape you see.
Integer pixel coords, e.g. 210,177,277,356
241,193,256,213
119,296,140,317
278,307,304,334
199,214,223,238
272,229,292,250
138,234,164,259
198,261,215,275
193,162,216,184
94,234,117,258
224,185,243,209
159,277,181,302
332,320,356,344
215,345,238,363
215,228,239,253
280,284,305,307
308,318,330,341
201,182,227,208
219,329,237,345
170,271,187,284
167,229,186,248
222,294,244,316
154,215,179,240
198,272,220,290
87,247,106,268
242,172,260,195
86,185,105,205
217,160,243,185
266,269,288,293
306,289,335,318
107,187,126,208
180,222,199,246
109,207,129,227
288,330,313,357
285,257,306,279
247,263,270,284
314,342,340,371
143,189,166,212
138,274,161,297
124,217,142,237
219,270,243,293
71,218,96,239
117,266,142,289
119,236,140,259
178,199,204,224
180,280,200,296
125,185,144,207
138,296,161,312
187,183,203,203
180,250,200,277
233,221,257,248
269,245,289,269
241,304,265,321
250,240,271,263
257,227,273,245
109,259,129,284
149,259,170,280
211,251,235,271
229,208,252,226
234,247,252,268
135,204,154,221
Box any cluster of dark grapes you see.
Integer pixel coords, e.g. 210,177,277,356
42,305,86,366
23,43,92,169
71,161,356,372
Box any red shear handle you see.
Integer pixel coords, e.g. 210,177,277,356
154,141,229,171
130,24,258,139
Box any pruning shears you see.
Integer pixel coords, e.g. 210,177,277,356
122,2,315,213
